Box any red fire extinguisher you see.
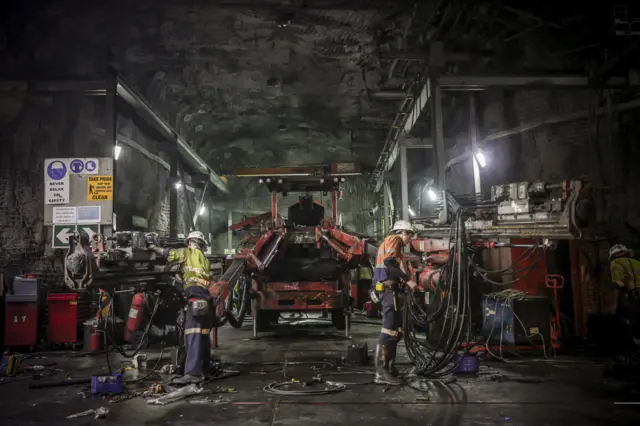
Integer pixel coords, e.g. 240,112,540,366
124,293,145,343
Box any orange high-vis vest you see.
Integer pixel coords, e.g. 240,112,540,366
373,234,404,283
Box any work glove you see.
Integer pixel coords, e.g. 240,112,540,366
405,280,418,292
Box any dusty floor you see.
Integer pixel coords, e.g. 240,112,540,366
1,318,639,425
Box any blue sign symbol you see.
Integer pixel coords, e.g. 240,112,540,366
85,160,96,172
70,159,84,173
47,161,67,180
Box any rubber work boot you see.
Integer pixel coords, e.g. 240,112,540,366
387,342,400,377
374,344,403,385
171,374,203,385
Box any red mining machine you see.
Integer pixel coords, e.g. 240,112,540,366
216,163,376,337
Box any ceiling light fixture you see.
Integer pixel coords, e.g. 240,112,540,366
475,150,487,168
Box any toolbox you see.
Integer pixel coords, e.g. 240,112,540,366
48,293,91,344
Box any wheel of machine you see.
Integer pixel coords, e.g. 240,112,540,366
331,308,346,330
255,309,280,332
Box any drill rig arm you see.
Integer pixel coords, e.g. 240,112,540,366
318,228,366,266
213,227,285,328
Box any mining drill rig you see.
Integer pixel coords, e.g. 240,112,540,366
63,230,225,370
399,179,600,375
216,163,377,338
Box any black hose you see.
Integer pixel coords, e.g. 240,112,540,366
403,209,472,377
225,273,251,329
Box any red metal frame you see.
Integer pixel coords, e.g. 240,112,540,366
218,163,370,324
254,280,348,310
331,190,338,222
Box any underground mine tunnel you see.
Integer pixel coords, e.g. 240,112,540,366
1,1,640,425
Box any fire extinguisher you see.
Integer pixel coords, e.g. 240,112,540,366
124,293,145,343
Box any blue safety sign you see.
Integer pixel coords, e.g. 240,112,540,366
47,161,67,180
70,159,84,173
85,160,97,172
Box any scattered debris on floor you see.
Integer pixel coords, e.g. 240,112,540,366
66,406,109,419
147,383,212,405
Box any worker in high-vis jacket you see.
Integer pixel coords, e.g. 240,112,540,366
147,231,216,385
372,220,417,385
609,244,640,350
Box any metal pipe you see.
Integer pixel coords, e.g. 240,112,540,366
431,77,446,190
400,144,409,222
169,154,179,238
105,74,117,230
469,96,481,194
370,91,405,100
439,75,638,90
115,78,228,194
383,180,390,234
227,211,233,250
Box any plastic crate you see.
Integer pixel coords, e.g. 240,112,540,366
91,374,123,394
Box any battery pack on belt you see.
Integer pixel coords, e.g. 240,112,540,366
375,282,384,292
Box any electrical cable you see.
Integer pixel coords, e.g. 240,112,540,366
263,380,346,396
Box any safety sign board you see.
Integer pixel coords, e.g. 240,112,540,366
77,205,102,224
69,158,99,175
78,224,100,242
87,176,113,201
52,225,75,249
52,224,101,249
52,206,77,224
44,159,70,205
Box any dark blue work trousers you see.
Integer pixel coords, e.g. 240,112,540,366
184,286,213,377
379,287,404,344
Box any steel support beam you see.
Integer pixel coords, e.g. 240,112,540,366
373,80,431,192
105,74,117,229
193,182,209,227
228,210,233,249
439,75,638,90
0,79,106,94
430,78,446,190
380,51,473,62
383,181,390,234
370,91,405,101
115,78,228,194
169,154,179,238
351,137,435,150
400,144,409,222
469,96,481,194
0,78,228,194
445,95,640,172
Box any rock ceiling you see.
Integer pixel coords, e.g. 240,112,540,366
0,1,613,175
2,1,419,171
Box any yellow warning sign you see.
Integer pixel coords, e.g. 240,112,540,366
87,175,113,201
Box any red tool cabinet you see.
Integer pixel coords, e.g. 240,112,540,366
4,296,39,347
48,293,87,344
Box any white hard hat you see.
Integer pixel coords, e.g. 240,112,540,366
186,231,208,246
391,220,414,234
609,244,630,259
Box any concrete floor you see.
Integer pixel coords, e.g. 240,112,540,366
1,318,639,425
